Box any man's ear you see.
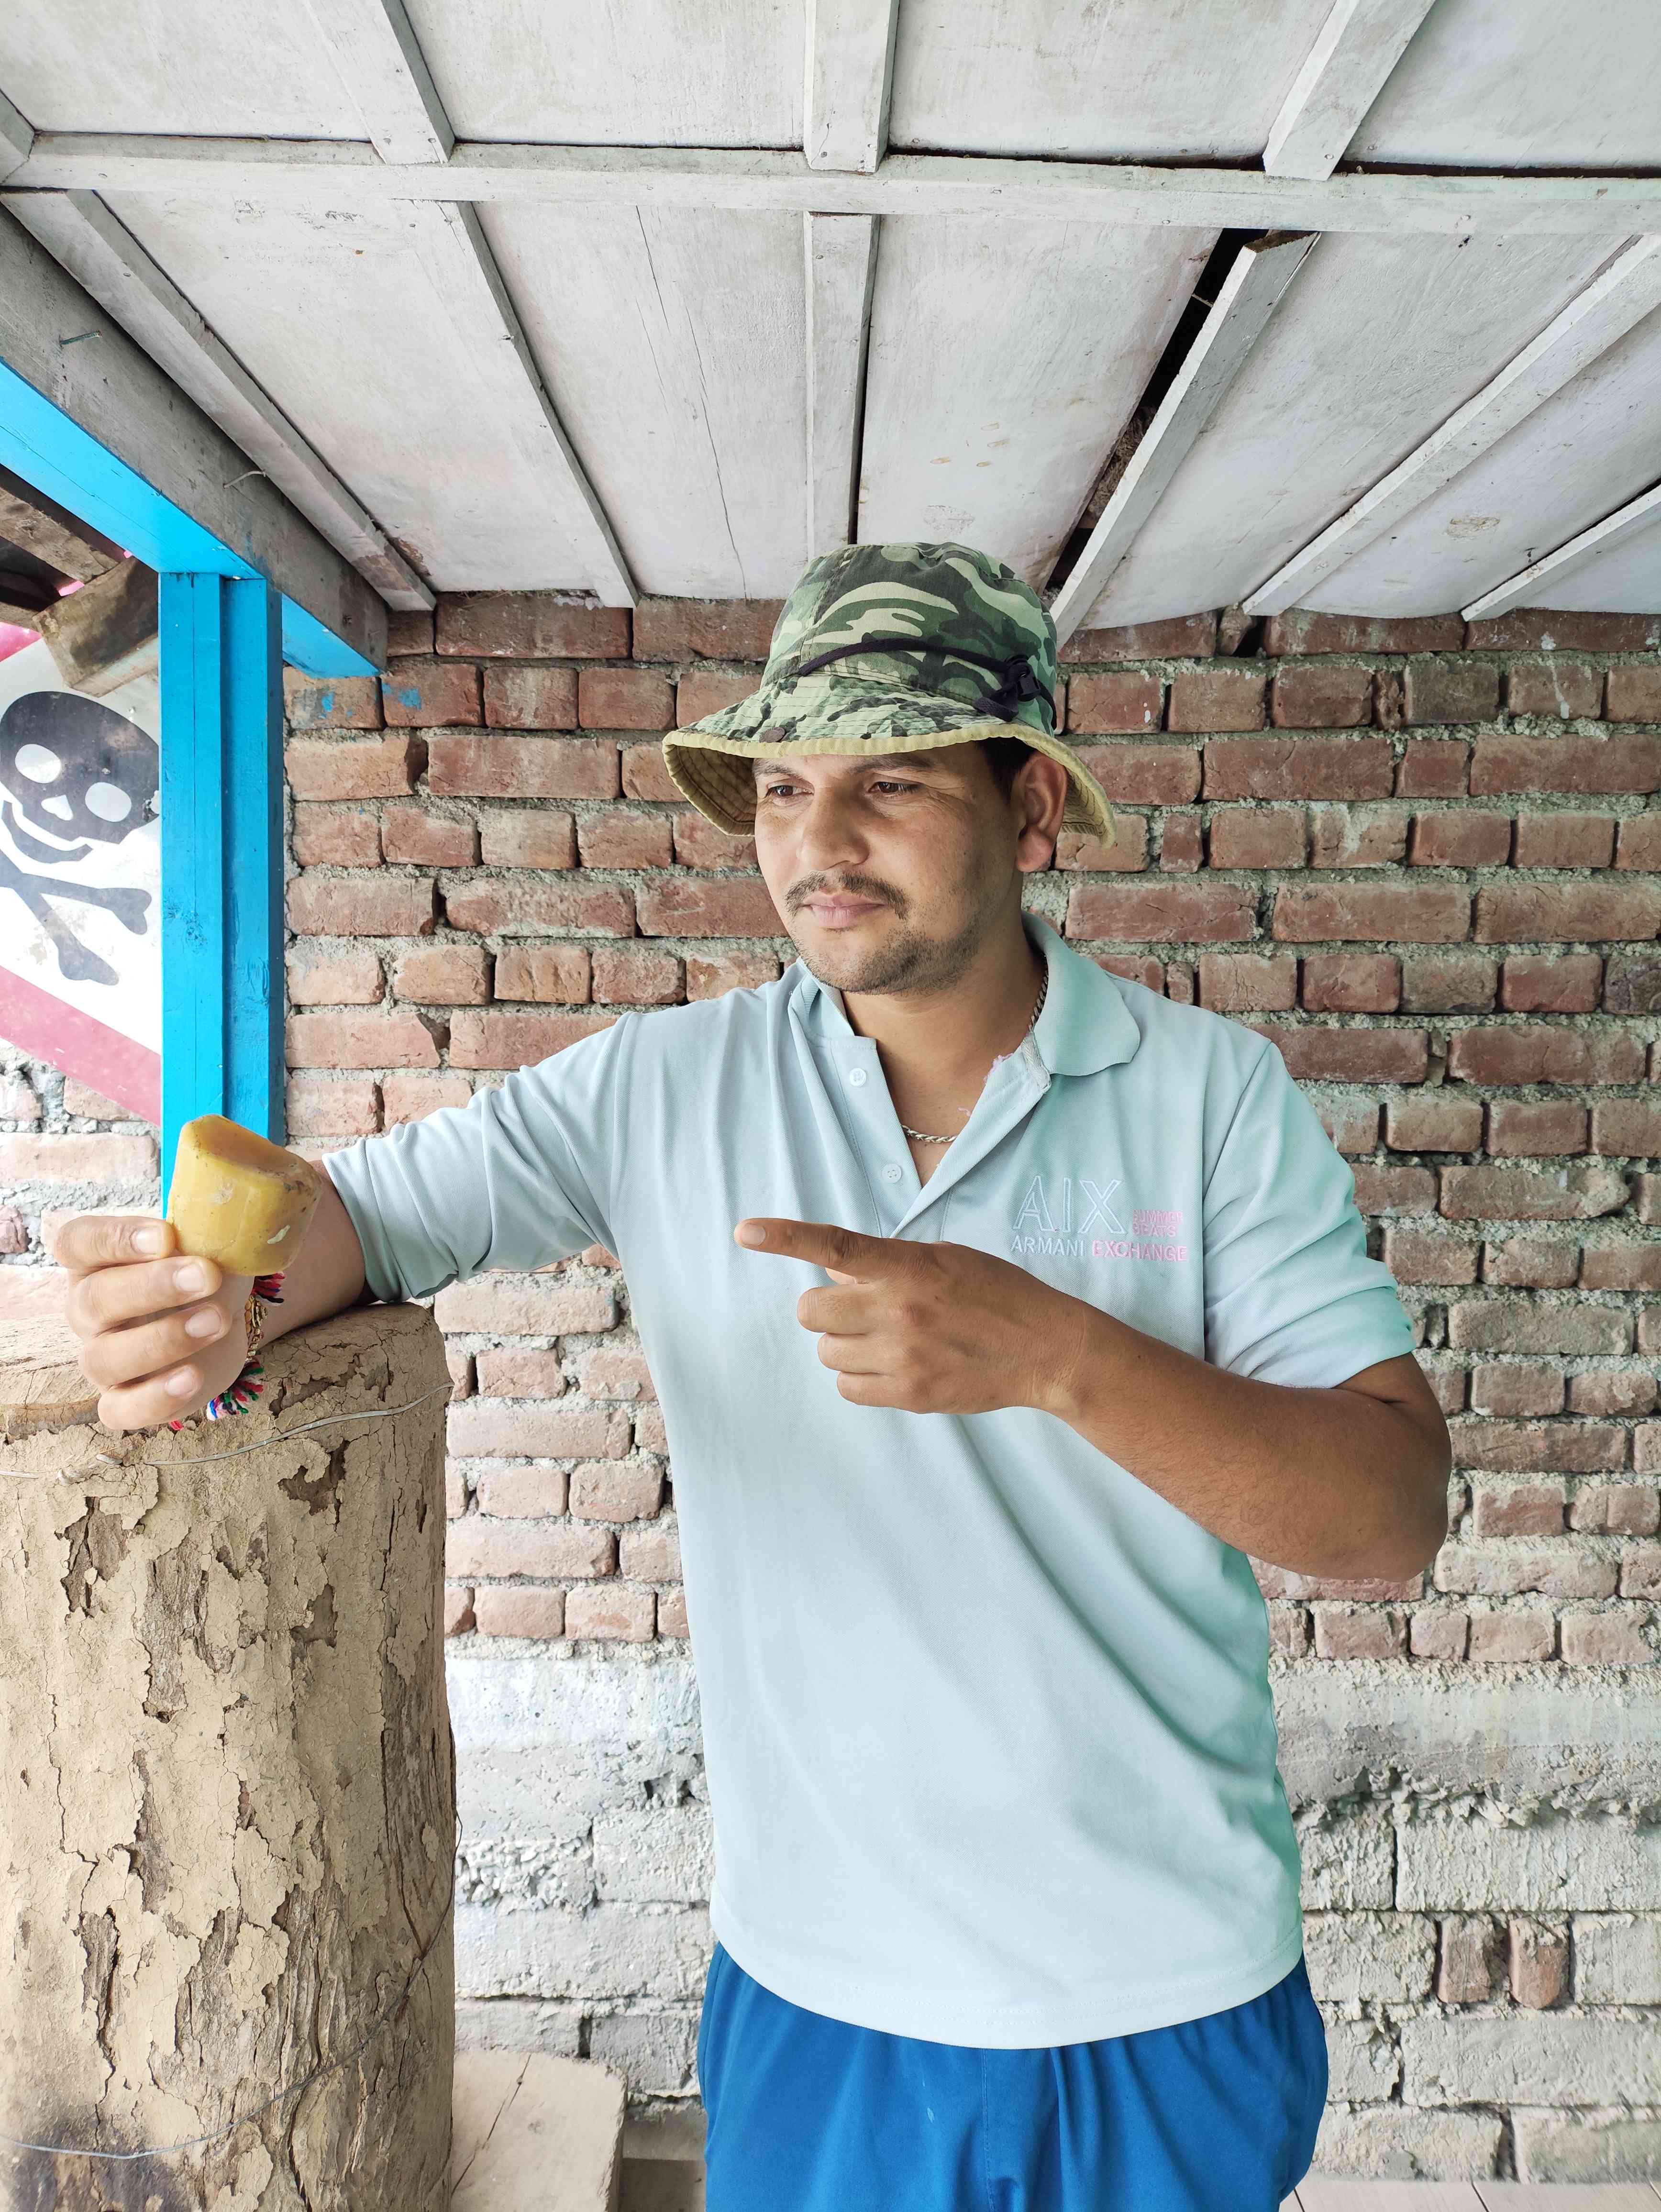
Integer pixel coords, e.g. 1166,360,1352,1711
1015,753,1069,872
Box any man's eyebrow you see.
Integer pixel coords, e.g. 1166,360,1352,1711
751,752,941,778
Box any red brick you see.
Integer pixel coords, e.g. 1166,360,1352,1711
382,1071,472,1124
1311,1605,1406,1659
577,812,673,869
564,1584,655,1642
452,1515,614,1579
1510,812,1613,869
433,1272,617,1335
1197,953,1296,1012
620,1524,681,1579
1205,736,1394,801
437,593,629,660
450,1009,614,1070
571,1348,657,1401
1592,1099,1661,1156
1605,665,1661,721
1301,953,1400,1012
1635,1178,1661,1229
1273,883,1468,942
1400,951,1496,1012
1384,1227,1480,1284
1386,1097,1483,1152
444,881,633,935
1468,1611,1555,1662
1093,955,1166,992
286,734,422,799
622,743,682,801
1165,962,1196,1004
1440,1164,1629,1221
1207,807,1305,869
1168,668,1265,733
1472,733,1661,794
478,810,576,868
475,1349,569,1399
1412,1611,1471,1660
1581,1242,1661,1290
444,1585,476,1636
470,1588,565,1640
1466,611,1660,652
1571,1477,1659,1527
1066,672,1162,733
1311,805,1408,867
282,669,383,730
284,1074,379,1139
1498,953,1602,1013
1265,610,1463,655
1487,1101,1588,1156
292,804,381,866
673,810,757,869
676,670,762,724
285,1010,440,1070
1255,1027,1427,1082
1569,1372,1656,1418
1317,1096,1380,1152
1075,743,1200,803
1351,1165,1437,1214
450,1399,631,1459
1408,811,1511,867
1057,819,1149,872
1616,816,1661,870
286,944,385,1007
686,951,781,998
1476,881,1661,942
1059,614,1216,661
1067,882,1255,943
592,948,682,1005
1397,742,1470,796
633,597,780,661
1503,660,1605,719
0,1077,40,1124
481,664,579,729
429,735,619,799
494,946,593,1003
378,805,476,867
1605,951,1661,1013
386,609,433,656
1405,661,1501,725
1155,814,1196,872
289,875,436,937
1447,1028,1642,1084
657,1589,690,1636
1270,663,1373,728
1561,1611,1656,1665
1484,1238,1580,1287
570,1461,664,1521
381,656,482,727
636,878,781,939
1471,1472,1566,1526
393,943,490,1004
578,665,675,731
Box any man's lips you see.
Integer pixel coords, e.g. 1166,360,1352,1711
798,894,889,928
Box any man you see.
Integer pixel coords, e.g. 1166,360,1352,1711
62,541,1450,2211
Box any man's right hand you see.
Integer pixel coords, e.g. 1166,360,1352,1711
57,1216,252,1432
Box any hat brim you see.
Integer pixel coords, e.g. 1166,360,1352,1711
662,673,1115,846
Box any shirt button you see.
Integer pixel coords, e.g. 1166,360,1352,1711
882,1163,903,1183
847,1067,867,1087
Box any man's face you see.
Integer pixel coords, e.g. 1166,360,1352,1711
750,743,1062,996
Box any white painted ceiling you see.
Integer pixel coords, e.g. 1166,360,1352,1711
1,0,1659,626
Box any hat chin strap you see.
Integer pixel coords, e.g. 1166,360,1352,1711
787,635,1055,729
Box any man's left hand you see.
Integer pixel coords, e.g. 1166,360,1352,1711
734,1217,1088,1416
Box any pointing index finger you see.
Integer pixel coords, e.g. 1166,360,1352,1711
733,1218,903,1277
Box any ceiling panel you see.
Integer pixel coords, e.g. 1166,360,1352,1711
888,0,1333,159
1305,306,1661,614
479,202,809,597
856,217,1214,588
104,194,602,591
1079,232,1620,627
1521,514,1661,615
404,0,800,145
1351,0,1661,170
0,0,363,138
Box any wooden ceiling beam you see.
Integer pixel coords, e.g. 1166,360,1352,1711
805,0,902,175
1244,233,1661,615
8,189,434,610
1263,0,1438,181
294,0,636,607
805,213,878,551
10,138,1661,236
1462,481,1661,620
0,460,122,578
0,88,31,187
1049,233,1317,644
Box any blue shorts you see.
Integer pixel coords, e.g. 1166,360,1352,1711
697,1943,1328,2212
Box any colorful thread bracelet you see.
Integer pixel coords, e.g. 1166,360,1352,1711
169,1272,286,1429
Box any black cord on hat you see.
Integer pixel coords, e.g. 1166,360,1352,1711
789,636,1055,729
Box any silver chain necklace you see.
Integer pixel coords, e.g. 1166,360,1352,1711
897,965,1049,1145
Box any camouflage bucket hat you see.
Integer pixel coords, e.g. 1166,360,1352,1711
661,540,1114,845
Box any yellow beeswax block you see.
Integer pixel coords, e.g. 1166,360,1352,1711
166,1115,322,1277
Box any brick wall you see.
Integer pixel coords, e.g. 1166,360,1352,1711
2,592,1659,2179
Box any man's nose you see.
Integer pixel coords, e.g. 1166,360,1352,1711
793,785,868,874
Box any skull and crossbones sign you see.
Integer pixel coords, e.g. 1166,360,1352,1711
0,691,156,986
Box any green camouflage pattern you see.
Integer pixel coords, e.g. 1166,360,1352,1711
663,539,1114,842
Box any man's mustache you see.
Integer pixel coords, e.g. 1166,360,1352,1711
785,873,910,919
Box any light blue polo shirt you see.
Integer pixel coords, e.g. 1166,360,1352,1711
326,912,1413,2047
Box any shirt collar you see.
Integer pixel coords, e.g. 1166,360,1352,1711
787,910,1141,1078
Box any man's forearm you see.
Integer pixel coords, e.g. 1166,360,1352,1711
262,1172,370,1341
1040,1302,1451,1582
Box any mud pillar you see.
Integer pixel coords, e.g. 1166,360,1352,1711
0,1302,455,2211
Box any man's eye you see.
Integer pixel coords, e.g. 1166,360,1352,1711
759,782,799,799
